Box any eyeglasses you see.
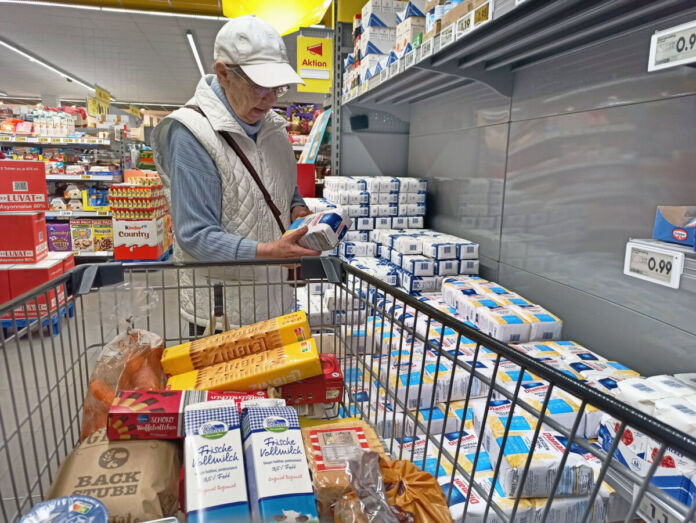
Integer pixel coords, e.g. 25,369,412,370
227,67,289,98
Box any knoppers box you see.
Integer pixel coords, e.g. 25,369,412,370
0,212,48,263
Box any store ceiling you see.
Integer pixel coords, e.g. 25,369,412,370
0,2,328,105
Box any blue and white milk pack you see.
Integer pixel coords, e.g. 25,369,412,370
241,406,319,523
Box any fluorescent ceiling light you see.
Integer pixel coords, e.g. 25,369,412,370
0,38,96,93
0,0,224,20
0,91,7,96
186,31,206,78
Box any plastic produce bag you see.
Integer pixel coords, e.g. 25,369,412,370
333,452,452,523
380,459,452,523
80,327,165,440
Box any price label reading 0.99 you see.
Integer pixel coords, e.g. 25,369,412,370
624,241,684,289
649,19,696,71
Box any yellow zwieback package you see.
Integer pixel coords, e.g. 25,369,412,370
167,338,322,391
161,311,310,375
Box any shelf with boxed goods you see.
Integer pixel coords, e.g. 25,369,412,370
341,0,691,106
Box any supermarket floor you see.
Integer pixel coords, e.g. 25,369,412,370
0,268,186,517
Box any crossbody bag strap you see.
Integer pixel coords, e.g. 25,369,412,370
184,104,287,234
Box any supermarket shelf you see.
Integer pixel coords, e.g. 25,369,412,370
46,210,112,218
74,251,113,258
46,174,121,182
342,0,693,105
0,134,111,146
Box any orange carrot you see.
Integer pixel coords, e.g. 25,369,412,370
89,380,115,406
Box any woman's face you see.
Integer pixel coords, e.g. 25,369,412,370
216,62,278,125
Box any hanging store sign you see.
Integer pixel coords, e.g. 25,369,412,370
623,240,685,289
648,19,696,71
297,36,333,93
87,96,109,117
94,85,111,105
128,106,142,118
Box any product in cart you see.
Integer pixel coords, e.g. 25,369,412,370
81,329,165,440
185,401,249,522
161,310,310,375
301,419,387,517
21,495,108,523
167,339,322,391
241,406,319,522
107,389,268,440
47,429,180,522
276,353,344,405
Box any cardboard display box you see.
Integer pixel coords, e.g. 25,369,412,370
114,217,165,260
396,16,425,53
0,212,48,264
4,257,66,320
653,206,696,247
0,160,48,212
423,19,442,42
441,0,472,29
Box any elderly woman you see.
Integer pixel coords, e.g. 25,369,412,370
153,16,319,333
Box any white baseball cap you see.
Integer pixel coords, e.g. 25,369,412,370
214,15,305,88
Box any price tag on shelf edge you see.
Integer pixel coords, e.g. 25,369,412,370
59,210,73,217
648,19,696,72
404,50,415,69
456,12,474,39
97,210,109,216
440,25,455,48
0,136,10,142
421,39,433,58
474,0,493,28
623,240,684,289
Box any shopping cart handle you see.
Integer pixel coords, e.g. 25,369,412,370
69,263,125,296
301,257,344,283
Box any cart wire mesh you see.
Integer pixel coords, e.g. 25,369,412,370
1,258,695,522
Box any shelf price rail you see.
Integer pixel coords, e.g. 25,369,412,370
1,258,696,522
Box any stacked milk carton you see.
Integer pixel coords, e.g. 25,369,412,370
440,275,563,344
358,0,400,84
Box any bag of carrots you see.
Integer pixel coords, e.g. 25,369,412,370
81,328,165,440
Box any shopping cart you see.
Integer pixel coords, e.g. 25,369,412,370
1,258,696,523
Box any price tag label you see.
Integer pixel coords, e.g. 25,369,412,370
81,174,91,180
648,20,696,71
414,46,422,63
379,68,388,84
388,61,398,78
440,25,455,47
474,0,493,28
38,137,49,144
404,50,415,69
421,39,433,58
59,210,73,217
624,240,684,289
15,136,26,143
64,138,74,143
97,210,109,216
456,12,474,39
0,135,10,142
636,487,681,523
87,138,97,144
73,251,80,257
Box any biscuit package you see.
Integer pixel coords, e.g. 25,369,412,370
161,311,310,375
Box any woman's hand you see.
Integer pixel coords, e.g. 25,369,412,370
256,226,320,259
291,205,311,222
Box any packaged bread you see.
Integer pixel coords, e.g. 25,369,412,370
47,429,180,522
301,419,386,517
167,338,322,391
161,311,310,375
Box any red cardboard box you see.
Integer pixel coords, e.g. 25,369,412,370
0,265,11,306
0,212,48,263
281,353,344,405
107,389,268,440
0,160,48,211
113,217,165,260
47,251,75,272
5,257,65,320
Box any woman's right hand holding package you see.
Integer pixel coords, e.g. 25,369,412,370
256,226,321,259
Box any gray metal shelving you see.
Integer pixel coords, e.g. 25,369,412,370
342,0,693,105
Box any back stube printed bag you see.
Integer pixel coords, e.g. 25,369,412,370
48,429,180,522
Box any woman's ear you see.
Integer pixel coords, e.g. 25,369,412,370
214,61,229,87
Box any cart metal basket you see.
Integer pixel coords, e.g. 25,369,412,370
1,258,696,523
